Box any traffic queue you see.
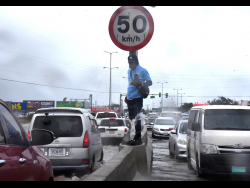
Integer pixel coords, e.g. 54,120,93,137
0,99,130,181
150,105,250,177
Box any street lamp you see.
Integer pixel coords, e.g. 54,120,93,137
104,51,118,111
178,93,185,107
173,89,182,108
157,81,168,108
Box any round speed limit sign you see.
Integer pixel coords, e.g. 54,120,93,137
109,6,154,51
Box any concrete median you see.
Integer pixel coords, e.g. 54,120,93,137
83,125,153,181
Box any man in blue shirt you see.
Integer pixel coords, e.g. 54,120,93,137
125,54,152,145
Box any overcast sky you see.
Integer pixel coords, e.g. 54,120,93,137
1,6,250,110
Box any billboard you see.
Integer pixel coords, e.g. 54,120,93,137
56,101,85,108
23,100,55,112
11,102,27,113
92,107,110,113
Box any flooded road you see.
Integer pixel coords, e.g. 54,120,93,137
148,130,250,181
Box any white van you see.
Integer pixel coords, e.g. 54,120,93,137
187,105,250,177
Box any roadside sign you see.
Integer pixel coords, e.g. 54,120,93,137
109,6,154,51
11,102,27,113
150,96,155,99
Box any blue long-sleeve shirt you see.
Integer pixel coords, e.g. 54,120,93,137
127,64,152,99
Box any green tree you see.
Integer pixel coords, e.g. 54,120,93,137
178,103,193,113
207,96,238,105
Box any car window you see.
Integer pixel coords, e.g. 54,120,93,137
0,104,26,146
96,113,116,118
0,121,6,144
179,122,188,134
100,120,125,127
198,111,202,124
33,116,83,137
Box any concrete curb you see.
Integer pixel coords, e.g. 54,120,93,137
83,126,153,181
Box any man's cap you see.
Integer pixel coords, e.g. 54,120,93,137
128,54,138,64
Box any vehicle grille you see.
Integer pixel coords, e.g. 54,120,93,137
160,129,170,131
217,146,250,155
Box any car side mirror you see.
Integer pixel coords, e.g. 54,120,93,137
31,129,54,146
191,123,201,132
98,128,106,133
170,130,176,134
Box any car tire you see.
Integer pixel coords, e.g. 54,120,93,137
196,154,203,177
187,150,192,170
99,150,104,163
152,132,156,139
174,145,178,159
88,157,95,174
169,143,174,157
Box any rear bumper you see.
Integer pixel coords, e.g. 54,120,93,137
50,159,89,171
200,154,250,175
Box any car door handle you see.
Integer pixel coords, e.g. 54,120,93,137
19,158,27,164
0,160,6,166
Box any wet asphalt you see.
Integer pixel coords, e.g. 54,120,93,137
148,130,250,181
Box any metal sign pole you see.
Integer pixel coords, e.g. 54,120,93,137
129,51,138,57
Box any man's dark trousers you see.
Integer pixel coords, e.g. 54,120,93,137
127,98,143,140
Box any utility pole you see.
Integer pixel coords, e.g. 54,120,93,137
178,93,185,112
104,51,118,111
173,89,182,108
157,81,168,108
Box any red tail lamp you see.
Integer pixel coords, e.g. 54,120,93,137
169,127,174,130
125,128,128,132
83,131,89,148
27,131,31,140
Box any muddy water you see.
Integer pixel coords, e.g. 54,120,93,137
54,145,119,181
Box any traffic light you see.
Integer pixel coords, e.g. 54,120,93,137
159,92,161,97
166,93,168,98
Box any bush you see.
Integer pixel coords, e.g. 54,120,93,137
26,113,35,121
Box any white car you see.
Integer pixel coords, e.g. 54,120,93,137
152,117,176,138
95,112,118,126
98,118,129,145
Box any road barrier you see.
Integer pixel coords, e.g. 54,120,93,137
83,125,153,181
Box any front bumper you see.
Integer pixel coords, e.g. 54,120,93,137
200,154,250,175
176,143,187,158
152,129,170,137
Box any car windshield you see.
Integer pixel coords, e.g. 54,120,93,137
204,109,250,130
97,113,116,118
155,119,175,125
33,116,83,137
179,122,188,134
100,119,125,127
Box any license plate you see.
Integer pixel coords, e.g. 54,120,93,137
50,148,65,156
109,131,115,134
232,166,246,173
163,132,169,134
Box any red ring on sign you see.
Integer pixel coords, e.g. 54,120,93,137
109,6,154,51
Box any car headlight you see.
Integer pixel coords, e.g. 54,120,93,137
154,127,160,131
177,138,187,145
200,144,217,154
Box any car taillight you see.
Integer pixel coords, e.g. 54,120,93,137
125,128,128,132
169,127,174,130
28,131,31,140
109,118,116,120
83,131,89,148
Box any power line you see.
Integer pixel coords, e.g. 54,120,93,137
0,77,124,93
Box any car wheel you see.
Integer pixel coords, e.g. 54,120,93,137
99,150,104,163
196,154,203,177
88,157,95,174
169,143,174,157
174,145,178,159
152,132,156,139
187,150,192,170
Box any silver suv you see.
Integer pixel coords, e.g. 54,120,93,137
29,107,104,176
